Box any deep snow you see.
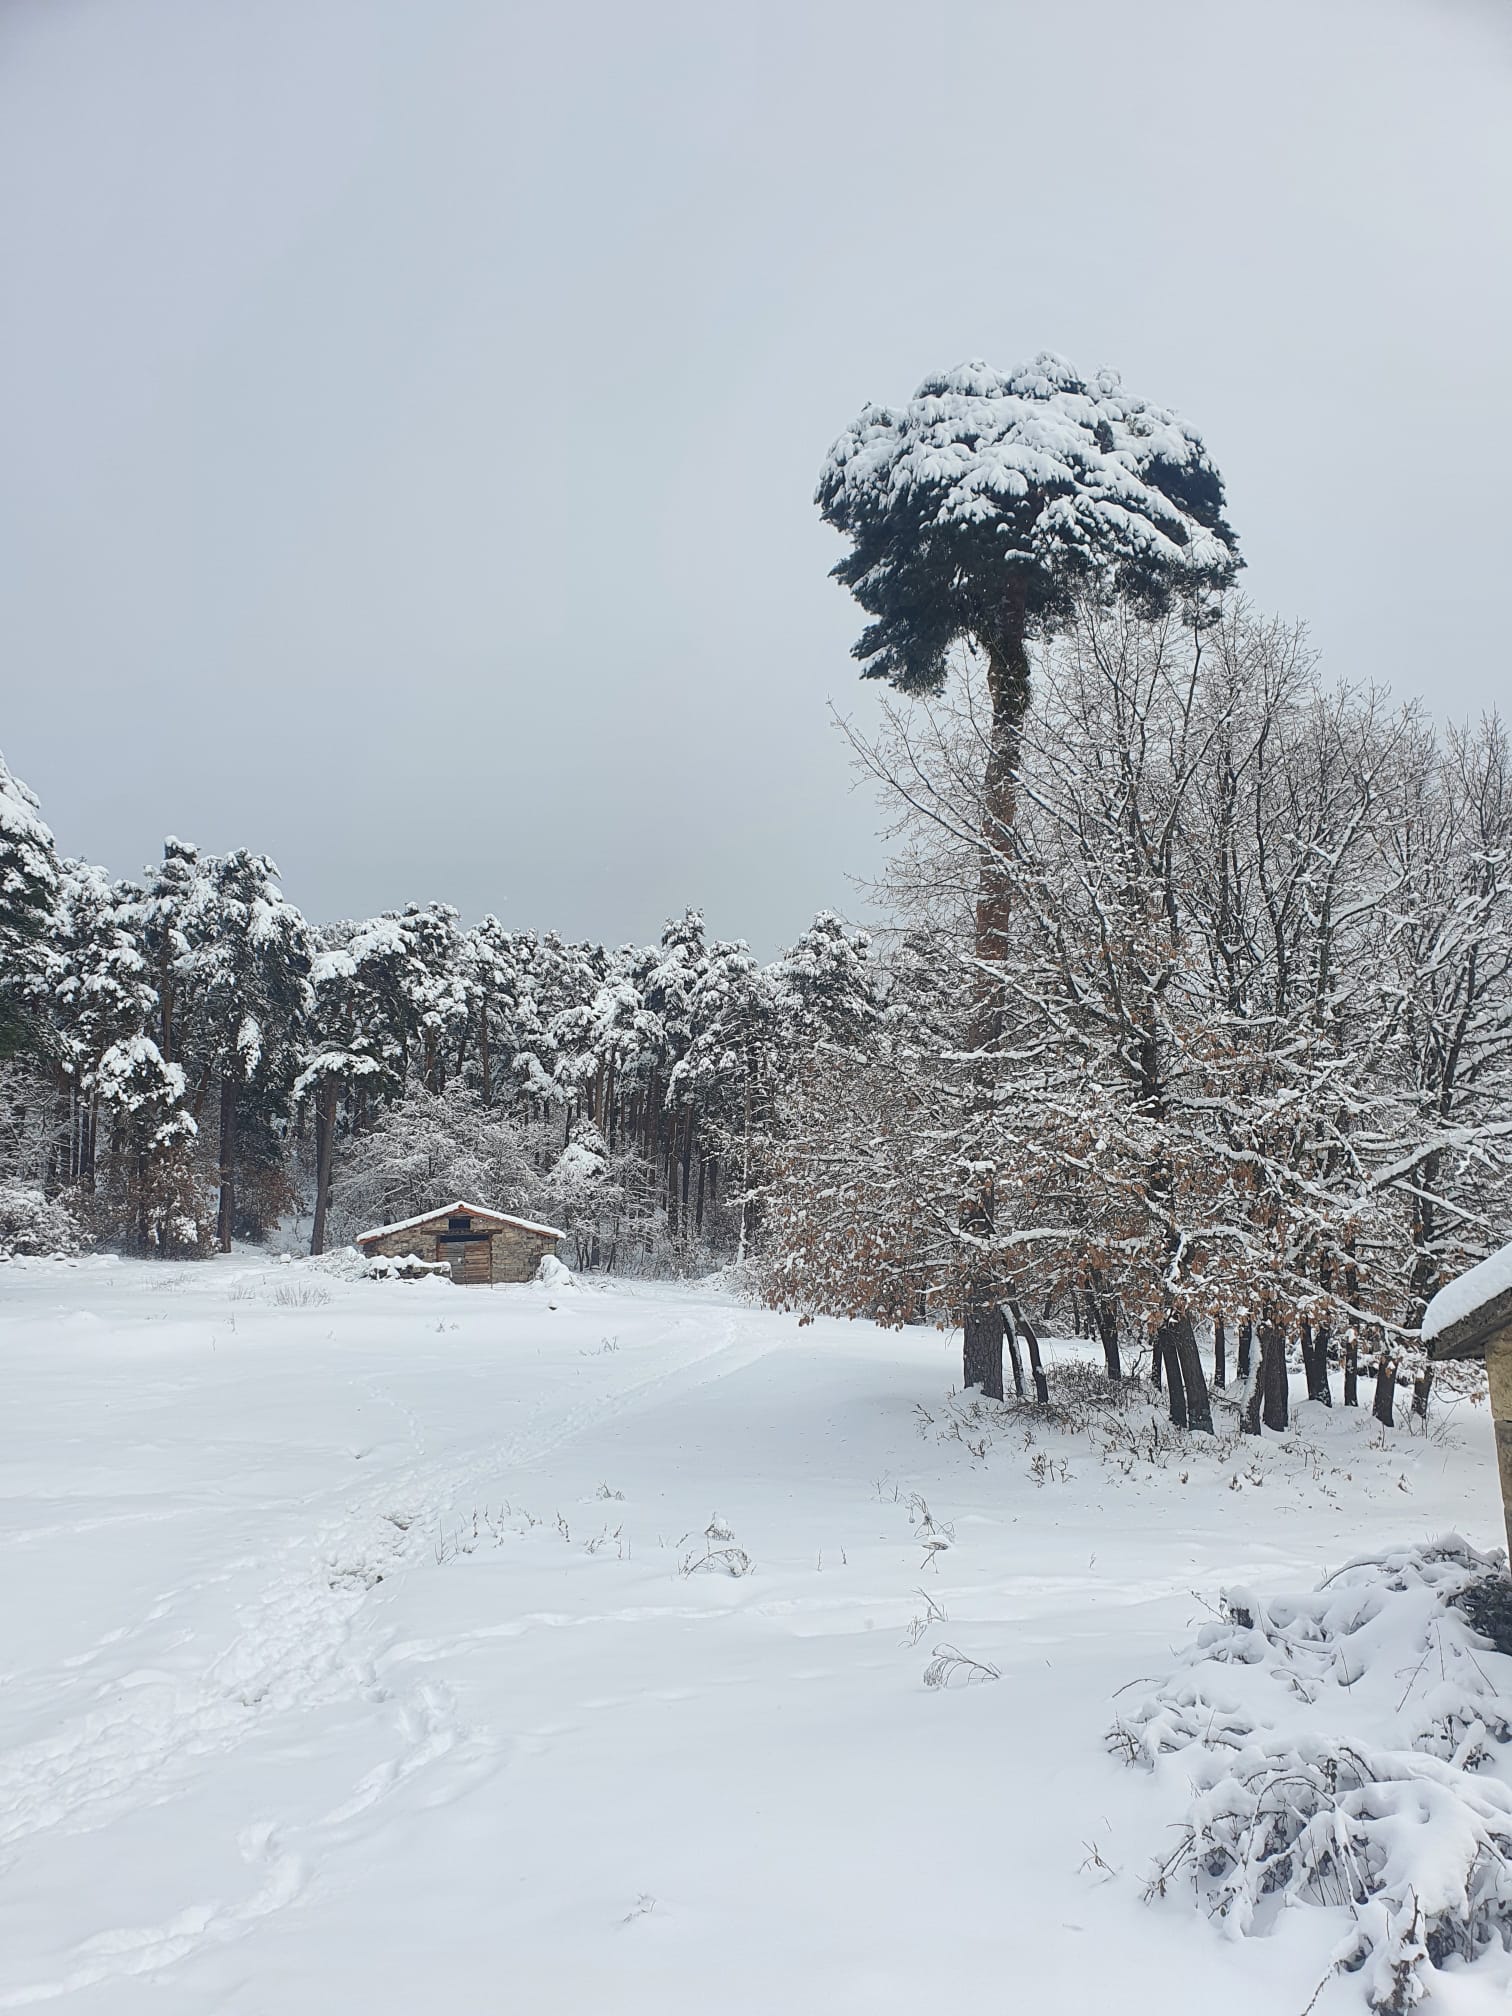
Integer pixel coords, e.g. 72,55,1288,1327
1,1255,1508,2014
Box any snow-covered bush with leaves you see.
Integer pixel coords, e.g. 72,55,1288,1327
1111,1538,1512,2009
0,1181,84,1257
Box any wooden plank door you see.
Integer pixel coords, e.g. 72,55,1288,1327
446,1237,491,1285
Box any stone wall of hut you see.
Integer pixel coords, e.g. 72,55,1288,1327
361,1225,444,1263
356,1217,559,1284
490,1225,558,1282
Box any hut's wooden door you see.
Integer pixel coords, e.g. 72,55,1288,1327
441,1236,491,1285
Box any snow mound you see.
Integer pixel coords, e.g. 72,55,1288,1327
304,1245,372,1280
1111,1538,1512,2009
307,1246,451,1283
533,1253,576,1292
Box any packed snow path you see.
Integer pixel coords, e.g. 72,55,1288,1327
0,1258,1505,2013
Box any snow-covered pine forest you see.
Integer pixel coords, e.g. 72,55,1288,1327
0,753,880,1273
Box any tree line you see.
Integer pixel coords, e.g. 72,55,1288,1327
0,760,875,1272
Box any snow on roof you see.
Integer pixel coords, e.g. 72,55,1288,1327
355,1200,565,1245
1422,1239,1512,1354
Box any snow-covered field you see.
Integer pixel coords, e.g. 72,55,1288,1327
2,1256,1509,2014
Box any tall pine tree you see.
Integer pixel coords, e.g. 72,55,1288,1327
817,354,1241,1395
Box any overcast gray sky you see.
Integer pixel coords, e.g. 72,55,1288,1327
2,0,1508,953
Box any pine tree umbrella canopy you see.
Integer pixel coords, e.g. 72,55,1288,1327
817,353,1241,714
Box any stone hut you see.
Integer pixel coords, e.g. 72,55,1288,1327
355,1200,564,1285
1424,1240,1512,1557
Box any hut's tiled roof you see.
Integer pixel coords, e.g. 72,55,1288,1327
354,1200,565,1245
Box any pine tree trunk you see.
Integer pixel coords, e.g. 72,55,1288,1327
736,1076,751,1265
956,606,1030,1402
1344,1331,1359,1407
310,1077,337,1256
1411,1365,1433,1418
1237,1317,1253,1383
217,1075,238,1252
478,1012,492,1106
1213,1312,1227,1389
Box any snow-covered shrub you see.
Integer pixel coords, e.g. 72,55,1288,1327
1111,1538,1512,2009
0,1181,85,1257
543,1122,709,1277
1457,1575,1512,1658
327,1084,549,1243
0,1061,63,1187
550,1115,610,1198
